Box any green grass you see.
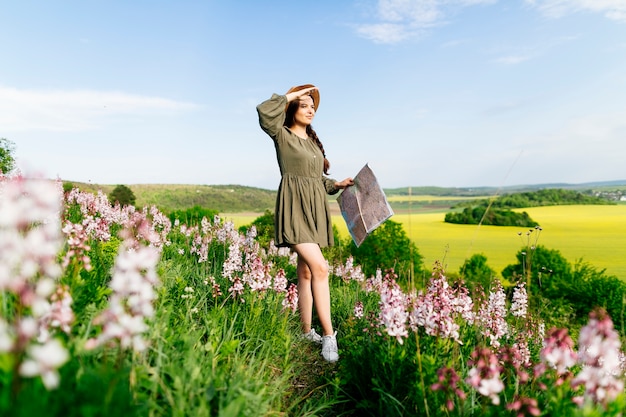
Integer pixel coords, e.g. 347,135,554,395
225,204,626,280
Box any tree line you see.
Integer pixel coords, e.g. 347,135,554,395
445,188,612,227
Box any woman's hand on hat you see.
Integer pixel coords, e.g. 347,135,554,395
335,178,354,189
286,86,317,102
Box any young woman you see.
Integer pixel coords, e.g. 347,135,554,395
256,84,353,362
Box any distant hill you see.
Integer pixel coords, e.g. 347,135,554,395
385,180,626,197
63,179,626,214
64,182,276,214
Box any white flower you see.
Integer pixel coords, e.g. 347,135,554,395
19,338,69,390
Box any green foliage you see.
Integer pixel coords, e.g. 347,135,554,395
446,188,613,226
445,206,539,226
348,220,423,280
238,210,274,248
168,205,218,228
502,245,626,333
459,253,496,294
62,182,74,194
455,188,612,210
0,138,16,175
491,188,612,208
108,184,136,207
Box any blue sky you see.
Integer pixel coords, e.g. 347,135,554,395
2,0,625,189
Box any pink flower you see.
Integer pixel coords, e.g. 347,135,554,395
477,280,508,348
572,310,624,405
86,237,160,352
282,283,298,313
353,301,364,319
510,282,528,318
334,256,365,282
377,270,408,343
538,327,577,375
273,268,288,293
506,396,541,417
466,347,504,405
431,366,466,411
409,270,473,343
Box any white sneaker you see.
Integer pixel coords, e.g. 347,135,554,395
302,328,323,344
321,332,339,363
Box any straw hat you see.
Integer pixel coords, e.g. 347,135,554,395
285,84,320,111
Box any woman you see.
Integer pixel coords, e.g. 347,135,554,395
256,84,353,363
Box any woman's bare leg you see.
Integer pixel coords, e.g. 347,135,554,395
296,255,314,334
293,243,334,336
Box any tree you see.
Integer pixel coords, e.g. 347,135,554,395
502,245,571,295
109,184,136,207
0,138,16,175
459,253,496,294
349,219,423,280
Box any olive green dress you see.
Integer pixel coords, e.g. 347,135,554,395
257,94,339,248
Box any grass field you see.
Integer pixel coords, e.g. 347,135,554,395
222,204,626,280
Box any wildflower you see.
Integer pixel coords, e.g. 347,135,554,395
571,309,624,406
377,270,408,343
38,284,74,342
353,301,364,319
0,176,69,390
228,277,245,301
222,239,243,279
273,268,288,293
86,241,160,352
61,221,92,271
181,286,195,299
334,256,365,282
466,347,504,405
409,270,473,343
510,282,528,318
506,396,541,417
431,366,466,411
0,318,15,352
537,327,577,377
245,256,271,292
477,280,508,348
19,338,69,390
282,283,298,313
365,269,383,293
206,276,222,298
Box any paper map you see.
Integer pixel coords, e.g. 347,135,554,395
337,163,394,247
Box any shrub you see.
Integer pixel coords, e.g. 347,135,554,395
459,253,496,295
168,205,218,227
239,210,274,248
108,184,136,207
348,220,423,281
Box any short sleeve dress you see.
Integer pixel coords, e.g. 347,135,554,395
256,93,339,248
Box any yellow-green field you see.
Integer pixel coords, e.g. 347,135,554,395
222,204,626,280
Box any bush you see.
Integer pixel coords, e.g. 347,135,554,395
502,245,626,333
349,220,423,280
239,210,275,248
459,253,496,295
108,184,136,207
168,205,218,227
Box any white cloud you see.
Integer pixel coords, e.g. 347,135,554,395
493,54,533,65
355,23,417,43
0,86,198,132
356,0,626,44
525,0,626,21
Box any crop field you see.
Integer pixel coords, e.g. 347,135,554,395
224,204,626,280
